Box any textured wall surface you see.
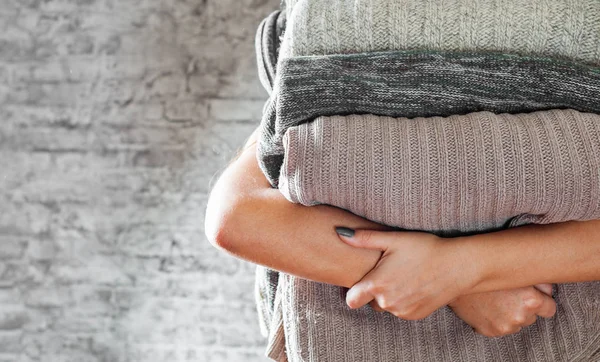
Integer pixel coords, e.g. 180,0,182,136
1,0,278,361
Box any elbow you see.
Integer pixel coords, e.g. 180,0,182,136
204,208,231,252
204,195,237,254
203,177,249,255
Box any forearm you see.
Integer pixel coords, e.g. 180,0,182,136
205,132,391,288
229,188,388,287
460,220,600,294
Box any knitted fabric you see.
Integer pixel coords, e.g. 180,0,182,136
257,50,600,188
281,0,600,64
279,110,600,235
256,10,286,96
253,10,287,349
278,276,600,362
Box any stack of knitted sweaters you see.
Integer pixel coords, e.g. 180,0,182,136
253,1,600,361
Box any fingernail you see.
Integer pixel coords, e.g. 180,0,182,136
336,227,355,238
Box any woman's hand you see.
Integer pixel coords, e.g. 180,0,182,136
335,227,478,320
448,284,557,337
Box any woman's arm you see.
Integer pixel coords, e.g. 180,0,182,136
462,219,600,292
334,219,600,320
204,127,391,288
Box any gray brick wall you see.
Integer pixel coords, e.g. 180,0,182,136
1,0,278,360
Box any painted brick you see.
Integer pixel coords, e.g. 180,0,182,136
1,0,276,361
0,307,29,330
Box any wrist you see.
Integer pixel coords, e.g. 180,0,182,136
448,235,490,295
451,229,536,294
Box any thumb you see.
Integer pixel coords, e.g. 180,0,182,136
534,291,558,318
335,227,389,251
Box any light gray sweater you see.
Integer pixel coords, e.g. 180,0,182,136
281,0,600,63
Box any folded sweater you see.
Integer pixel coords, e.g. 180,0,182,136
271,115,600,362
273,111,600,362
280,110,600,235
282,0,600,63
259,0,600,188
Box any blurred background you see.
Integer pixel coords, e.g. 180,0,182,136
1,0,278,361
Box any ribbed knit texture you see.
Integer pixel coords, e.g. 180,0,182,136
258,51,600,188
280,109,600,235
279,276,600,362
281,0,600,65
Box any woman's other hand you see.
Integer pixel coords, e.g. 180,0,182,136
448,284,557,337
335,227,476,320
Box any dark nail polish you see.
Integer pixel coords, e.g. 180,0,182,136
335,227,355,238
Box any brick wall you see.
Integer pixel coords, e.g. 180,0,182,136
1,0,278,360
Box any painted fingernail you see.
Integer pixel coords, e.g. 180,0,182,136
336,227,355,238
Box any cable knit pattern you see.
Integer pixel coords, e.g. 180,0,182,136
279,110,600,236
281,0,600,64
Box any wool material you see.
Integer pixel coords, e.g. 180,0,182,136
256,10,286,96
281,0,600,65
257,50,600,188
280,110,600,235
278,275,600,362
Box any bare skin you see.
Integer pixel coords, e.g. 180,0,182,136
205,127,386,288
336,220,600,322
449,284,554,337
205,126,599,336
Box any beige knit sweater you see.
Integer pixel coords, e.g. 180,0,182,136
280,110,600,235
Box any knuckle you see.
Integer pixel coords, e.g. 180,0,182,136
524,296,543,310
497,324,516,336
377,296,392,310
393,305,415,320
364,280,381,295
369,301,384,312
512,314,526,325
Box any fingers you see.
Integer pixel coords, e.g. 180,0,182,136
523,313,538,327
335,227,389,251
534,292,557,318
346,282,375,309
523,287,557,319
370,300,385,312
